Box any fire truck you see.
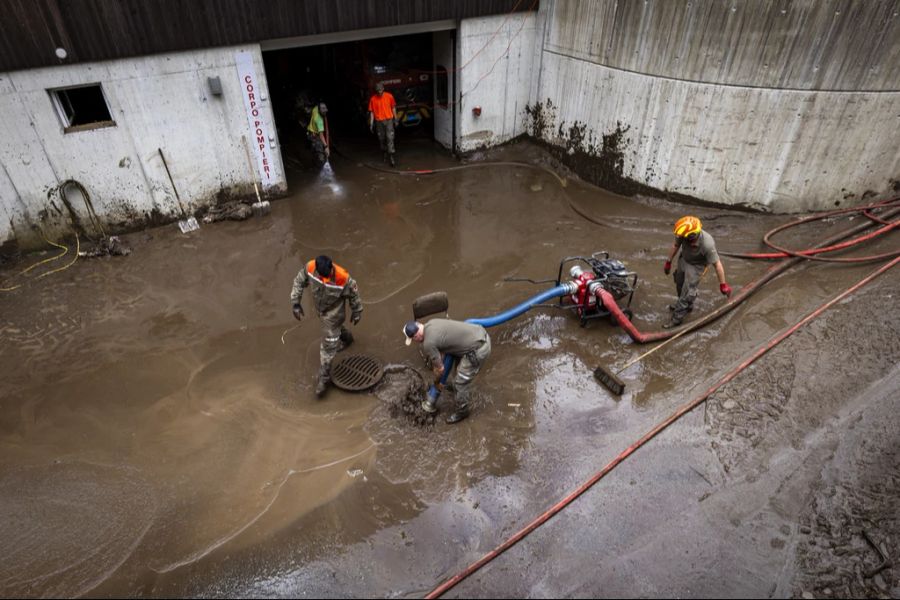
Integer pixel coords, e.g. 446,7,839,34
334,36,433,129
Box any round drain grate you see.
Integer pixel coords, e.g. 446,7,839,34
331,354,384,391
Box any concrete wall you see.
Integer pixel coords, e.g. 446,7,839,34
0,45,285,248
528,0,900,212
456,11,539,152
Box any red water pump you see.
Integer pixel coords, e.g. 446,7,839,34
557,252,638,327
568,264,599,318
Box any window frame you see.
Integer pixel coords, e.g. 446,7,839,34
48,83,116,133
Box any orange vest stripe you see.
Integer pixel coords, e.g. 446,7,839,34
306,260,349,286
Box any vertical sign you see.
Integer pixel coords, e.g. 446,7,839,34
235,50,272,185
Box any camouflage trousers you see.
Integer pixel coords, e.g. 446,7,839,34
672,261,707,323
375,118,395,154
318,302,349,370
451,334,492,407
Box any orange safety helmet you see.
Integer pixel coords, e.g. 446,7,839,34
673,216,702,238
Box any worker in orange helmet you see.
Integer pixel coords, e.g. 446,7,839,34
662,216,732,328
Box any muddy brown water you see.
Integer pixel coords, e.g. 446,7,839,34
1,140,897,597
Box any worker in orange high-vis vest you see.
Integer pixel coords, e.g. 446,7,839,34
368,82,398,167
290,255,363,397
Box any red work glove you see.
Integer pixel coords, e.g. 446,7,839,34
720,282,733,298
664,260,672,275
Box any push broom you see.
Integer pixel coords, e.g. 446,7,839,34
595,324,693,395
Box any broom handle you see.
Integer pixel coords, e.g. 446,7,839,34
241,135,262,203
617,325,693,374
616,264,716,373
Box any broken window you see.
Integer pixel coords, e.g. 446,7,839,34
49,84,115,132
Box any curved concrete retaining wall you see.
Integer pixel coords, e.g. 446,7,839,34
530,0,900,212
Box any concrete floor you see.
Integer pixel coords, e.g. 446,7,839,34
0,138,897,598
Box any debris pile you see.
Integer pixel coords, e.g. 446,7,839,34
78,235,131,258
201,200,253,223
372,364,436,426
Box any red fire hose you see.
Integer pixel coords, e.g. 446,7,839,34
426,254,900,598
720,197,900,260
600,198,900,344
426,197,899,597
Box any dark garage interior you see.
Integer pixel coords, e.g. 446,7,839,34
263,32,438,166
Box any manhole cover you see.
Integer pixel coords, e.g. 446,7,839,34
331,354,384,391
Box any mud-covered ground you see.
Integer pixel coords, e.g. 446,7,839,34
0,138,897,598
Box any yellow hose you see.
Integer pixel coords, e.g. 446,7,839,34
0,232,79,291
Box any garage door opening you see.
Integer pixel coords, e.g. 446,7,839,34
264,31,447,169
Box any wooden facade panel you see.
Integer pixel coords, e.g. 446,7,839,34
0,0,530,72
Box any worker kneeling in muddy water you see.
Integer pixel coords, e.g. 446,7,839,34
403,319,491,424
291,255,363,396
663,216,732,328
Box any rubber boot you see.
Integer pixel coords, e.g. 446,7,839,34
338,329,354,352
668,304,692,313
421,383,439,414
446,403,469,424
662,318,682,329
315,365,331,397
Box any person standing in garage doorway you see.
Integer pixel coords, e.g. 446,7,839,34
368,82,398,167
306,102,330,167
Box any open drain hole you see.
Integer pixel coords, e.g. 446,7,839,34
331,354,384,391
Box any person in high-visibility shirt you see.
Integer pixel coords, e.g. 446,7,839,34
306,102,330,163
368,82,398,167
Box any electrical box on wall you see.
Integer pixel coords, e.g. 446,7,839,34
207,76,223,96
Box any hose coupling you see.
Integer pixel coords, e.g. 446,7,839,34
587,279,606,296
561,281,579,295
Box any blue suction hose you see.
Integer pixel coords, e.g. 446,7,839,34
427,284,573,399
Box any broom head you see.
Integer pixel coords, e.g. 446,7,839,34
594,364,625,396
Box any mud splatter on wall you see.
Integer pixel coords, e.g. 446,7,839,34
525,0,900,212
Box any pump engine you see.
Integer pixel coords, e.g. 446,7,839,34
558,252,638,326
